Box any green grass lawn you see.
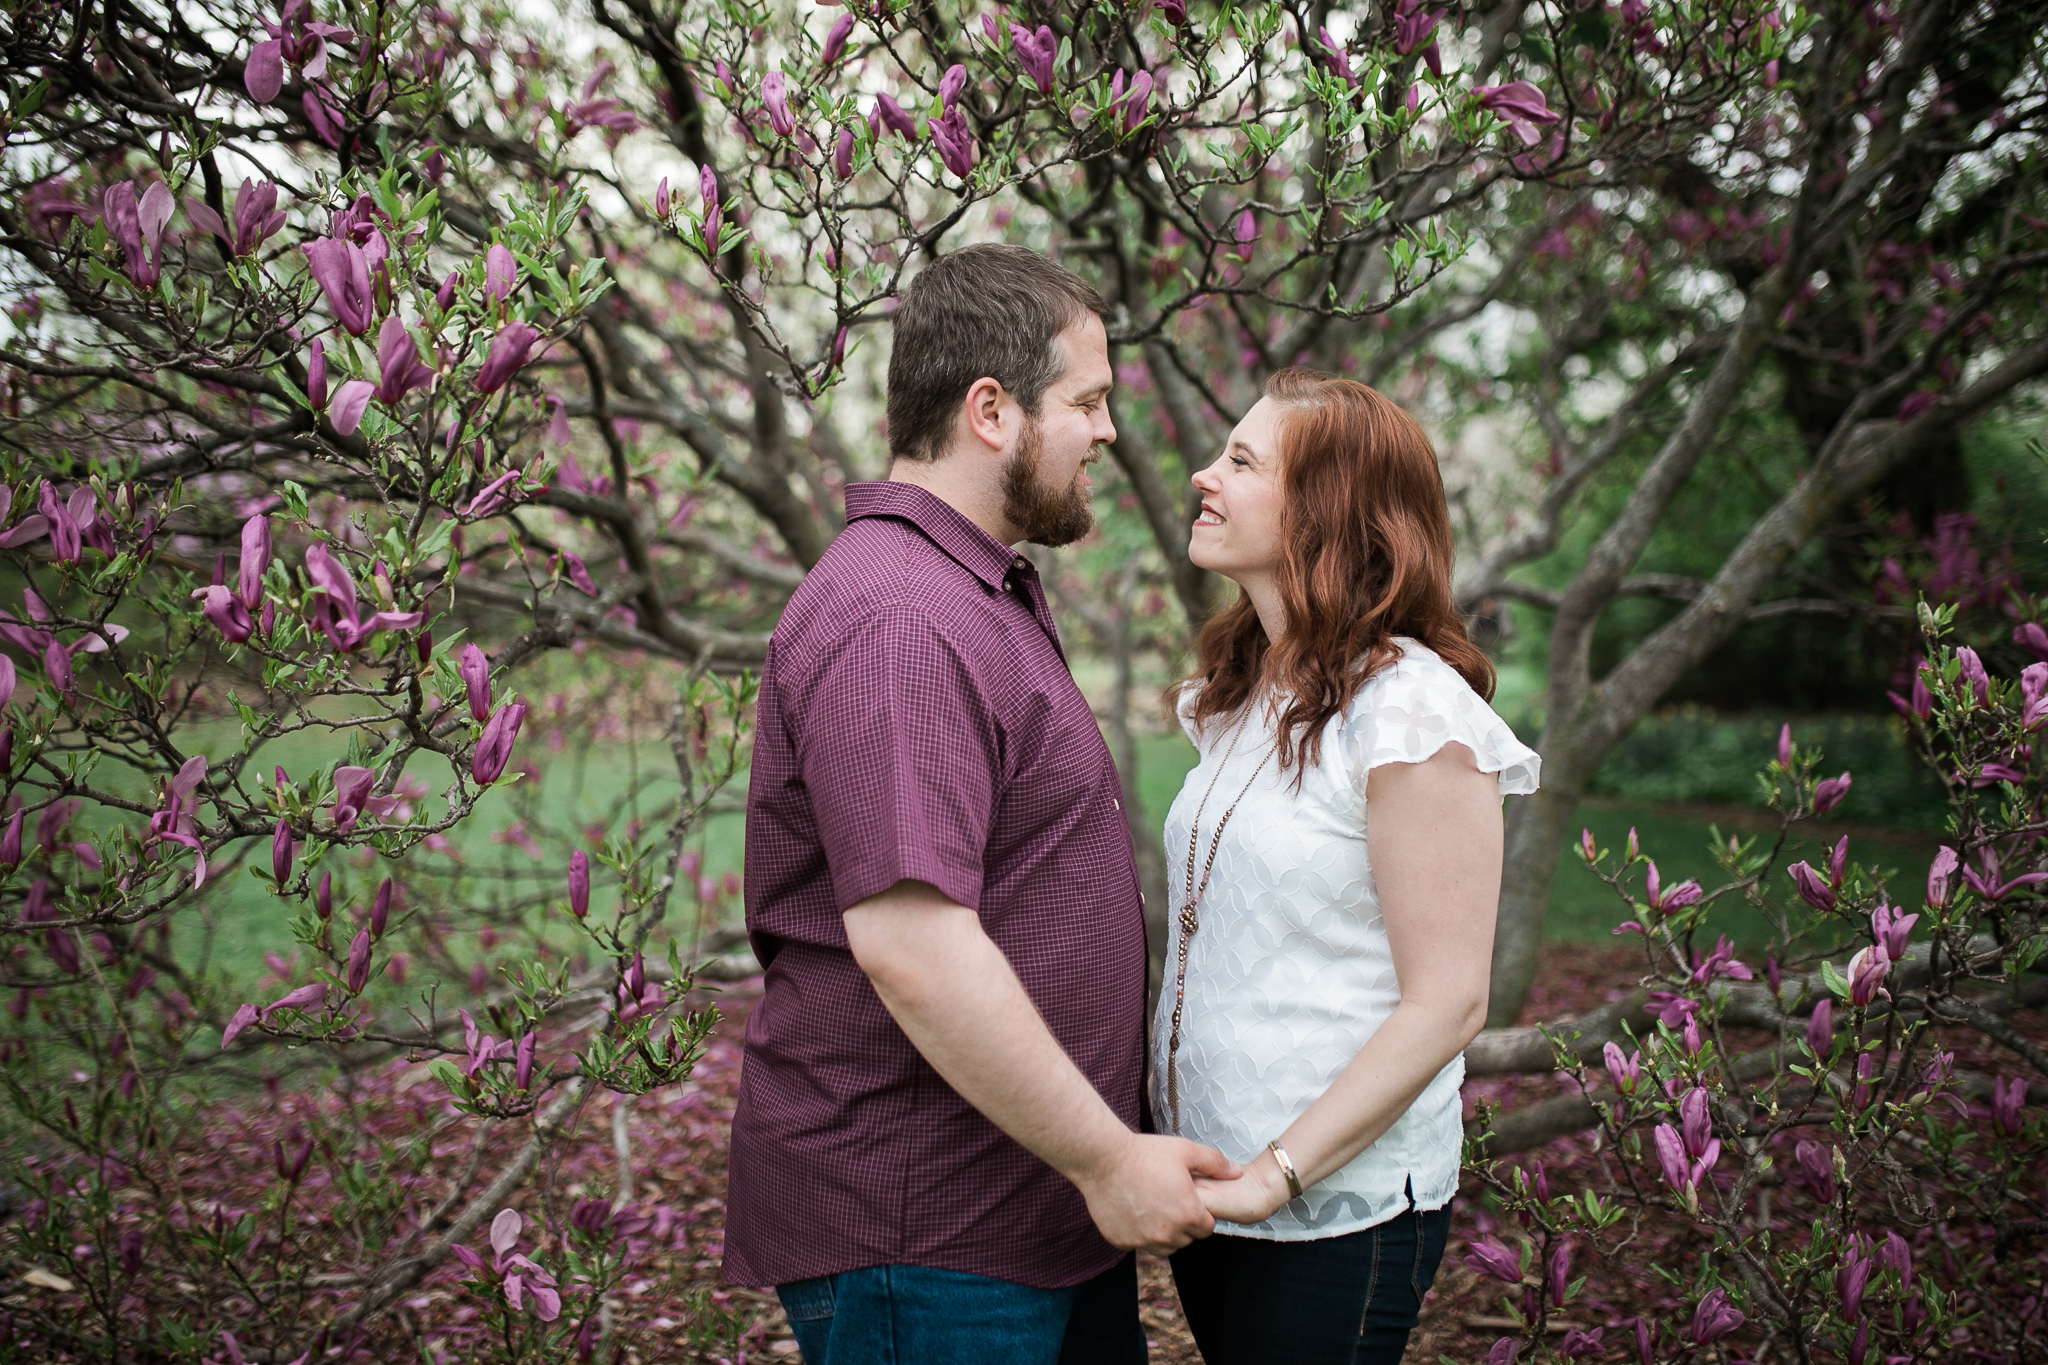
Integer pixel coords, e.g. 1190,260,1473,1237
1127,732,1938,955
172,724,1937,987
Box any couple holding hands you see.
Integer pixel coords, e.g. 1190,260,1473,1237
723,246,1540,1365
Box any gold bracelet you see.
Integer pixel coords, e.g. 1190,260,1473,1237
1266,1139,1303,1200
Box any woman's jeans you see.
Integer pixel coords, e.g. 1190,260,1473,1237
776,1252,1144,1365
1169,1205,1452,1365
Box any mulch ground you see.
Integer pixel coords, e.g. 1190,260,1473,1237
591,939,2045,1364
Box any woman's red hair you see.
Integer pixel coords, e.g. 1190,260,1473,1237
1177,368,1494,773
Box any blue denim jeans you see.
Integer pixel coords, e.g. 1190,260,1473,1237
776,1252,1144,1365
1169,1205,1452,1364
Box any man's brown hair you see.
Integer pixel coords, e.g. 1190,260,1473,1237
885,244,1109,464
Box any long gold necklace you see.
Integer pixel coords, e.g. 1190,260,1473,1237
1164,708,1272,1135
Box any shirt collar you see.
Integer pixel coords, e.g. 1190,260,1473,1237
843,481,1028,592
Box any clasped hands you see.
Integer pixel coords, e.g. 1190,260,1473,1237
1074,1132,1295,1256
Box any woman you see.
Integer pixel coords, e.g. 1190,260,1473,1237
1156,368,1539,1364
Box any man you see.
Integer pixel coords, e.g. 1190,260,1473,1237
725,244,1235,1363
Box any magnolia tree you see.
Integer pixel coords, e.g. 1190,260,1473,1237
1449,596,2047,1364
0,0,2042,1358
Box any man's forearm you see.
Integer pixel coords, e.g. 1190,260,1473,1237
844,883,1131,1183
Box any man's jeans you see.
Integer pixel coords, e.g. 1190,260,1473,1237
776,1253,1145,1364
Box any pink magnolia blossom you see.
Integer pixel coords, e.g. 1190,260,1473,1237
762,70,795,137
1472,81,1561,146
303,543,424,650
1846,945,1890,1005
102,181,174,289
552,551,598,596
1812,770,1852,813
473,701,528,784
262,982,327,1020
566,61,641,142
1954,644,1991,702
191,585,255,643
1870,903,1918,959
460,642,492,720
145,755,209,887
873,91,919,139
369,877,393,936
1690,935,1751,983
1788,860,1835,911
833,126,856,179
186,179,286,256
2021,661,2048,730
822,12,855,65
2016,622,2048,661
568,848,590,917
1806,997,1834,1055
1395,0,1446,75
1009,24,1057,95
1790,1137,1836,1201
1991,1074,2027,1135
1547,1240,1571,1307
1603,1042,1641,1094
302,85,345,147
239,514,271,608
331,764,374,833
245,39,286,102
328,379,374,435
930,105,976,179
1235,208,1257,262
302,236,375,334
1462,1240,1522,1284
1925,844,1958,906
221,1002,261,1049
474,321,541,393
484,243,518,301
1120,68,1155,131
1690,1288,1744,1344
344,929,372,994
372,317,435,404
699,165,723,258
270,816,294,884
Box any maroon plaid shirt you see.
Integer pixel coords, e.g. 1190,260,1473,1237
723,481,1148,1291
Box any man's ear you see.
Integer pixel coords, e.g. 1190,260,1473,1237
960,376,1010,453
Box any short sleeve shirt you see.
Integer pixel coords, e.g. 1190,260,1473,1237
1153,641,1539,1239
723,481,1149,1291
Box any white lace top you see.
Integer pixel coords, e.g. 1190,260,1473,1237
1150,639,1540,1240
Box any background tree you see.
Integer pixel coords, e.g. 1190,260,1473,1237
0,0,2043,1357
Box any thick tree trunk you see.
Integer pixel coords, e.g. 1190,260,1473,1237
1489,783,1588,1025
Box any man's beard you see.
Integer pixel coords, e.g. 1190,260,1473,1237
1000,416,1095,547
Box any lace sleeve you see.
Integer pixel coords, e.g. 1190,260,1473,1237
1342,652,1540,797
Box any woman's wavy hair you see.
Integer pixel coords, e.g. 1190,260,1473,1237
1176,367,1495,774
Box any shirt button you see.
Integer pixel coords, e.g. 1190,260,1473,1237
1113,798,1121,810
1001,578,1011,591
